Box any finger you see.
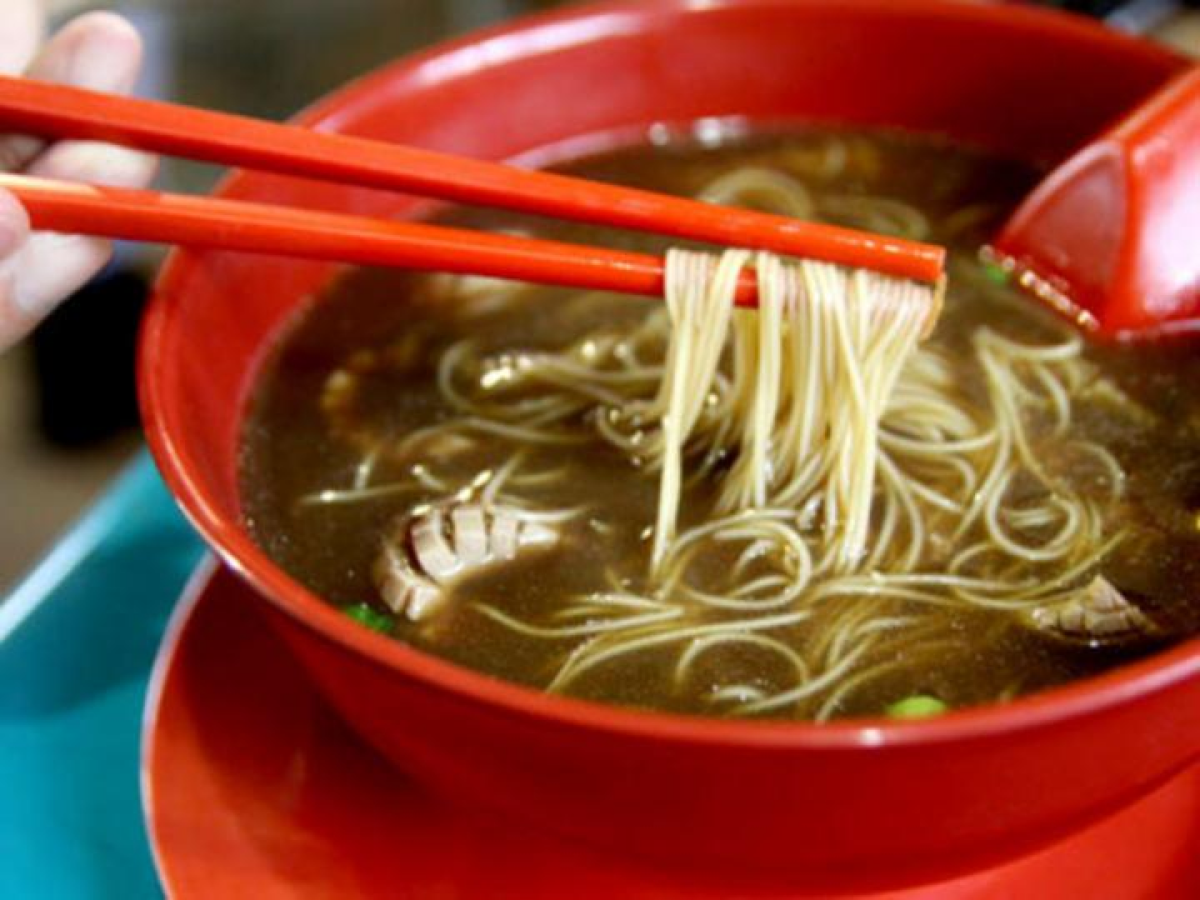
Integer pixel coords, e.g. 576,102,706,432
0,13,144,173
2,141,158,342
4,232,113,344
27,140,159,188
26,12,143,93
0,188,35,352
0,0,43,76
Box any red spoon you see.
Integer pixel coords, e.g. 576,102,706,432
993,66,1200,338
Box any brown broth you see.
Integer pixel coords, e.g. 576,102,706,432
240,130,1200,720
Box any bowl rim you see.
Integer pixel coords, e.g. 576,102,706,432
140,0,1200,752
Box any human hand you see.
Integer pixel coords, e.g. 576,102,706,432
0,1,155,352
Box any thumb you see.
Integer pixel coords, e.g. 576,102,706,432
0,189,34,352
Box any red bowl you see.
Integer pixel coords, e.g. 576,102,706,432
139,0,1200,888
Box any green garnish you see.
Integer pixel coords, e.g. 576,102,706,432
342,602,394,635
886,695,948,719
981,259,1011,286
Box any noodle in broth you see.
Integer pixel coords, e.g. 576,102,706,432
241,130,1200,721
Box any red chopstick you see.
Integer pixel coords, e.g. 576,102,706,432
0,74,944,286
0,173,774,305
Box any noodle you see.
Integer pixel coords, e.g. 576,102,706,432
430,164,1128,716
621,246,934,572
277,142,1155,720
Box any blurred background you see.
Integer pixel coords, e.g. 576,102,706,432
0,0,1198,593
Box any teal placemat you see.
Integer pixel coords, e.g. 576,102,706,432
0,452,205,900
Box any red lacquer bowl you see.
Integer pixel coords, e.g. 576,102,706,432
139,0,1200,888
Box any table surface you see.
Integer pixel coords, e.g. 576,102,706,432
0,453,204,900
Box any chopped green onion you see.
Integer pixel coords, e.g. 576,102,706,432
981,259,1011,286
342,602,394,635
886,695,948,719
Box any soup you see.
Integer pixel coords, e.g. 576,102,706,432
240,129,1200,721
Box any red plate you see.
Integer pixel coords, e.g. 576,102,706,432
142,562,1200,899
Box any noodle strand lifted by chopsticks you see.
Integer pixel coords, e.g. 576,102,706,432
649,248,932,571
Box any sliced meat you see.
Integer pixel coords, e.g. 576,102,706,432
452,506,489,566
373,542,441,622
374,502,560,622
1025,576,1159,643
412,508,462,582
491,512,520,560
